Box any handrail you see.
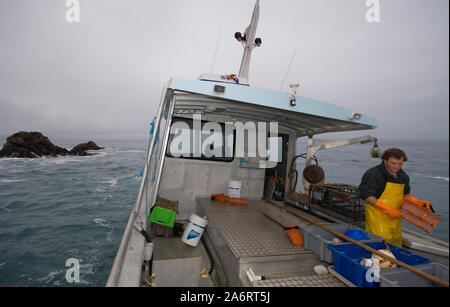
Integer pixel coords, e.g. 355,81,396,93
147,94,176,212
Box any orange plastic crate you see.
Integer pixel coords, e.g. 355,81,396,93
400,196,441,233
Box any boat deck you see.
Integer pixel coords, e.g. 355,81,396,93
252,274,347,287
196,198,348,287
199,198,309,258
148,197,448,287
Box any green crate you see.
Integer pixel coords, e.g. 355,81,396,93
150,206,176,228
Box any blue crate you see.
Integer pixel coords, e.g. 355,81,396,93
380,263,449,287
300,224,383,264
328,242,432,287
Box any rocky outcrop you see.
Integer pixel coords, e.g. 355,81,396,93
0,131,69,158
69,141,104,156
0,132,104,158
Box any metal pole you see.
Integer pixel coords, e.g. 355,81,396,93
238,0,260,80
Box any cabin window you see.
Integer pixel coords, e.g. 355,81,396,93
166,117,234,162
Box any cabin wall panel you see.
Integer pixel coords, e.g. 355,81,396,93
159,161,185,189
159,158,265,219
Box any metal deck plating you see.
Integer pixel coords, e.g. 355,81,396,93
197,198,326,286
208,213,309,258
198,198,310,258
253,274,345,287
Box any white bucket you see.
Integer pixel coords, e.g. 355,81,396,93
181,214,208,247
228,180,242,198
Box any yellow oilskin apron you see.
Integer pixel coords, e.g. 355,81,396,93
365,182,404,247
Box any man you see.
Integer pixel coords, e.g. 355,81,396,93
358,148,410,247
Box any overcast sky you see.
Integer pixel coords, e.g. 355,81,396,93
0,0,448,143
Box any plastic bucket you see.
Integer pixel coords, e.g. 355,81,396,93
181,214,208,247
228,180,242,198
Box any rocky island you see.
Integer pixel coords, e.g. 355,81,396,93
0,131,104,158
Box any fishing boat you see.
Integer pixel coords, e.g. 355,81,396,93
107,1,448,288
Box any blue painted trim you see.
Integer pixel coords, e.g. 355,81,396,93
168,78,377,127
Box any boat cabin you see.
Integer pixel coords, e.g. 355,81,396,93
107,1,449,288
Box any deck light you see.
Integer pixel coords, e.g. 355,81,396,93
289,83,299,107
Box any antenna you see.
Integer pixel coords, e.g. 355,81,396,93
211,28,222,73
279,50,296,91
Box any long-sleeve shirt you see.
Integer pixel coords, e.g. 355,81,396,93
358,163,410,201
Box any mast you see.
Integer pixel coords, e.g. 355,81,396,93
235,0,262,81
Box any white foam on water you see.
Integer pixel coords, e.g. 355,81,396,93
103,178,118,187
95,186,105,193
93,218,108,227
77,263,94,285
35,156,85,166
36,269,64,285
93,218,114,241
88,150,108,158
106,230,113,242
430,176,449,182
54,158,84,165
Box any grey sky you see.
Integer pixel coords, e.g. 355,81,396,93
0,0,448,142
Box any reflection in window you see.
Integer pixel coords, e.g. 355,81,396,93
166,117,234,162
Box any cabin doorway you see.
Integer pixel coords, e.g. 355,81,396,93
263,133,289,200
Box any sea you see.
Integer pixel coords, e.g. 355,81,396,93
0,137,448,287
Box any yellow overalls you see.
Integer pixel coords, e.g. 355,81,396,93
365,182,404,247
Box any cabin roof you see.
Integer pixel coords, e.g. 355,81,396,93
167,78,377,137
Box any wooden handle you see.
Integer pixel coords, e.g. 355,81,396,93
262,197,449,287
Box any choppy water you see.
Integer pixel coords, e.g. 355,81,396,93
0,141,147,286
0,138,448,286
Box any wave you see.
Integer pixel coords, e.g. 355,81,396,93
88,151,108,158
0,178,26,183
35,156,86,166
0,157,32,161
413,172,449,182
429,176,449,182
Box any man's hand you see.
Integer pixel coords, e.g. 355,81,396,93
375,201,401,219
